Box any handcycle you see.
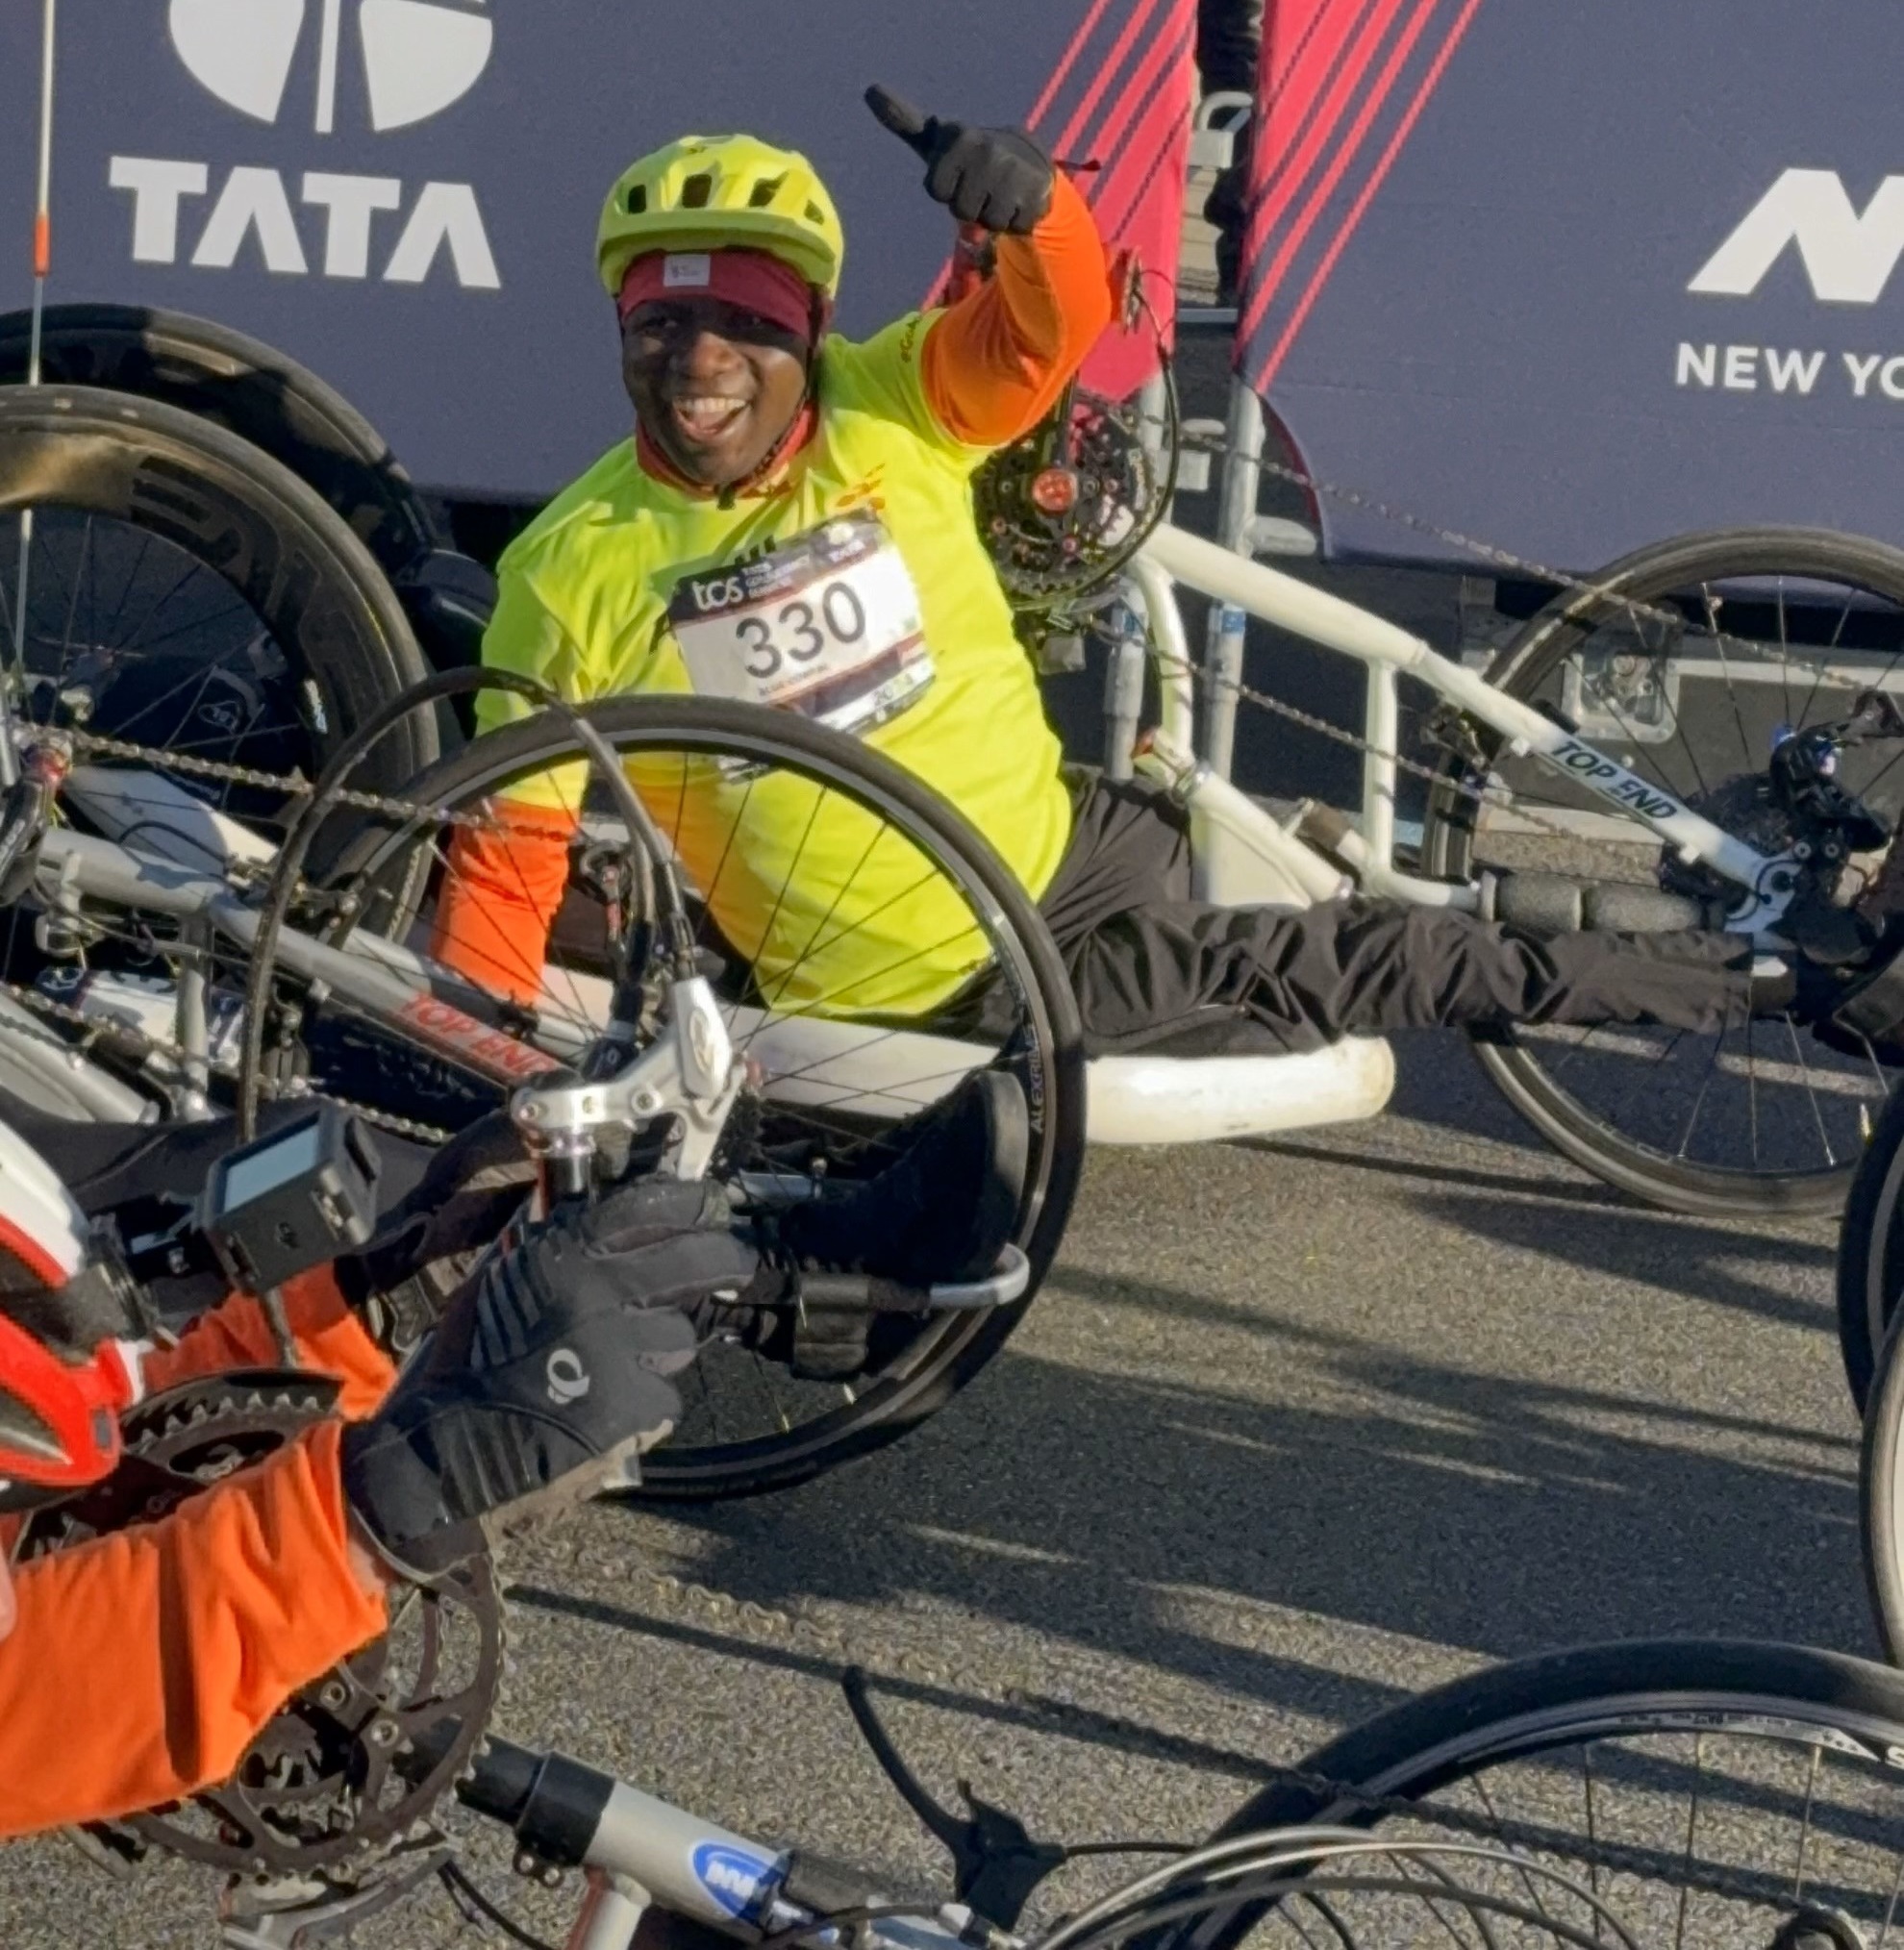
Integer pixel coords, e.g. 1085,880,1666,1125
192,1633,1904,1950
14,316,1904,1219
989,359,1904,1218
21,1293,1904,1950
0,625,1097,1498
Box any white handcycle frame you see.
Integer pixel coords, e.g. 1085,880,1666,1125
0,530,1830,1156
1122,520,1786,924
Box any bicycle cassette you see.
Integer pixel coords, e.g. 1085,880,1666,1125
19,1371,504,1880
974,386,1168,606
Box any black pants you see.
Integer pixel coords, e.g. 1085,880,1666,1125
1197,0,1265,94
1037,775,1758,1059
1197,0,1263,295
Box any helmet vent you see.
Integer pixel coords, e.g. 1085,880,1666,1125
805,201,826,223
748,175,784,210
680,172,714,210
624,185,647,214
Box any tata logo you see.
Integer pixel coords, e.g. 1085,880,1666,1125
106,0,500,289
1691,169,1904,304
689,1842,778,1920
170,0,493,134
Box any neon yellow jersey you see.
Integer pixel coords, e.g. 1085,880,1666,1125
477,313,1073,1017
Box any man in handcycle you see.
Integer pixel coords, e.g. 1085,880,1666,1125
428,89,1904,1069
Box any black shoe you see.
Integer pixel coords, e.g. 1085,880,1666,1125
1774,914,1904,1064
779,1070,1029,1288
341,1177,759,1575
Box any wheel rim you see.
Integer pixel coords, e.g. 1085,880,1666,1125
1179,1682,1904,1950
0,496,380,1052
1,505,328,812
1428,538,1904,1199
264,705,1081,1494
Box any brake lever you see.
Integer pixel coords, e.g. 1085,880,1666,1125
793,1247,1032,1318
840,1668,1066,1930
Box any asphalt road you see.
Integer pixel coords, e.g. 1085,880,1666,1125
0,1032,1861,1948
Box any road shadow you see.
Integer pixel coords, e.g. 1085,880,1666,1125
588,1250,1867,1751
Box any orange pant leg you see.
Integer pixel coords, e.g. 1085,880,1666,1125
0,1420,387,1839
428,804,577,1007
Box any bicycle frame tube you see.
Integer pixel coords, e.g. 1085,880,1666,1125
34,830,564,1089
1138,522,1778,904
461,1737,972,1950
1126,555,1196,754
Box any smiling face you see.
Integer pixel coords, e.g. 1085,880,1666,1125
621,296,813,490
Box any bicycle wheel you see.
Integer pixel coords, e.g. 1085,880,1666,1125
0,304,440,577
0,386,436,806
1862,1305,1904,1659
0,385,438,1049
1168,1638,1904,1950
245,693,1085,1501
1423,527,1904,1217
1835,1083,1904,1411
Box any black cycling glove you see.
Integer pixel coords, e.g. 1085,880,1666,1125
866,85,1055,236
335,1111,537,1354
341,1176,760,1577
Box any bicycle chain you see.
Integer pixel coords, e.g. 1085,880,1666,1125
1165,412,1774,647
0,972,455,1145
1142,634,1551,840
67,729,501,834
63,624,1552,870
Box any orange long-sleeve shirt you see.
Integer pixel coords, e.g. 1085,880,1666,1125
430,177,1113,1004
0,1270,397,1839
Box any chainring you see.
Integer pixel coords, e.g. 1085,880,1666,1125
18,1372,504,1879
974,388,1163,605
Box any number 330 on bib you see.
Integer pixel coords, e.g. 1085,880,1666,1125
667,512,936,739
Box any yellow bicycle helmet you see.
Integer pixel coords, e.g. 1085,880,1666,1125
597,134,845,300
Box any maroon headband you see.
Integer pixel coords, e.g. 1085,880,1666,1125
617,246,816,342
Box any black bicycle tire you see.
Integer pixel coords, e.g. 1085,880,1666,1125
1172,1638,1904,1950
1424,524,1904,1219
0,304,439,576
1863,1311,1904,1662
1836,1083,1904,1411
0,384,437,795
294,692,1087,1501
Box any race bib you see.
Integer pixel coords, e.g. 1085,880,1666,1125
667,512,936,739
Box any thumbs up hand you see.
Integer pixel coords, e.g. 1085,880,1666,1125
864,86,1055,235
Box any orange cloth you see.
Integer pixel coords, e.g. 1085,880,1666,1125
143,1265,397,1422
429,801,578,1008
0,1272,398,1838
0,1419,387,1838
921,172,1115,446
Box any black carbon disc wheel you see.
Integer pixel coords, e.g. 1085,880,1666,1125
248,694,1086,1501
0,385,436,809
1424,527,1904,1217
1166,1639,1904,1950
0,304,440,576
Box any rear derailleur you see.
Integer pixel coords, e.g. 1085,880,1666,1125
1665,690,1904,948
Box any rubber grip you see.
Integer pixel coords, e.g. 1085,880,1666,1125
1484,868,1722,937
